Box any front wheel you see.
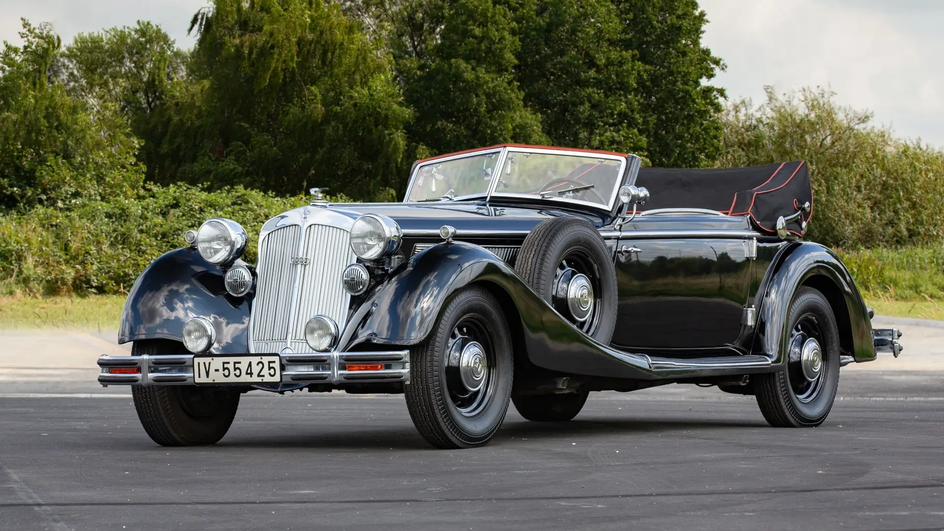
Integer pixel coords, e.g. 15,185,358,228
404,286,514,449
754,287,841,427
131,340,241,446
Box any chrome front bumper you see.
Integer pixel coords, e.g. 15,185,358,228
98,350,410,386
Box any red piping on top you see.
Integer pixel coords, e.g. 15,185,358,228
730,161,806,217
726,162,785,215
415,144,629,164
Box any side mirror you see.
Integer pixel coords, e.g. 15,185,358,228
619,185,649,206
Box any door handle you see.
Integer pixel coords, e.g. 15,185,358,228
617,246,641,255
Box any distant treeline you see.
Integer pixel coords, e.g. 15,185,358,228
1,0,943,296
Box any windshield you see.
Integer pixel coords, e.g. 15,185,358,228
406,152,499,202
495,151,622,207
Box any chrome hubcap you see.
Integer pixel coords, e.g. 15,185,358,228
444,318,496,417
566,274,594,322
787,315,828,403
800,338,822,382
459,342,488,392
552,253,601,334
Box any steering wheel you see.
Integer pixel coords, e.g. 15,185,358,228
537,178,607,204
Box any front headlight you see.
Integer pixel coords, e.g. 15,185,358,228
196,218,247,265
350,214,401,261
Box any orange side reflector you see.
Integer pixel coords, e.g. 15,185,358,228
108,367,141,374
345,363,383,372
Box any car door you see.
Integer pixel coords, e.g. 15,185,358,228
611,213,754,353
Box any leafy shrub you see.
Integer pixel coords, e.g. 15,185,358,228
0,184,347,295
837,246,944,300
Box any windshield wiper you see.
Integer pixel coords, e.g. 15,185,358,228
539,183,595,198
412,189,457,202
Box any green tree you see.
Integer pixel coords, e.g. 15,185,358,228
510,0,645,155
361,0,545,158
0,20,144,210
174,0,412,199
612,0,725,167
61,22,189,182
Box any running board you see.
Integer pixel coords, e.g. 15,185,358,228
645,355,772,379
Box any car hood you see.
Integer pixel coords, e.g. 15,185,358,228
324,202,595,234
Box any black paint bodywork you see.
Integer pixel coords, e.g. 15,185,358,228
119,203,876,384
118,248,252,354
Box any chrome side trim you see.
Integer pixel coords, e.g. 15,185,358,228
619,230,762,240
400,228,632,239
638,208,727,217
97,349,410,386
647,355,772,373
402,229,533,237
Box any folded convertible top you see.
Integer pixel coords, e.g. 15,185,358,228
634,161,812,237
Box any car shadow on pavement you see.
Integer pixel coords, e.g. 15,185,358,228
205,418,766,451
497,417,767,440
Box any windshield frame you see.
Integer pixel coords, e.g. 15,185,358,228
404,147,504,203
404,146,628,211
487,146,627,211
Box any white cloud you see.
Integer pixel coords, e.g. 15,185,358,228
700,0,944,146
0,0,207,48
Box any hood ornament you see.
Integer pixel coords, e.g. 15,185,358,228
310,188,329,206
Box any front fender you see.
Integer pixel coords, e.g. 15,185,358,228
118,248,251,353
341,243,654,380
756,242,874,364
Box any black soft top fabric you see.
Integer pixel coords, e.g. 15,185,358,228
634,161,812,236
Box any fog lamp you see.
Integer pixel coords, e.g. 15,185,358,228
304,316,338,352
182,317,215,353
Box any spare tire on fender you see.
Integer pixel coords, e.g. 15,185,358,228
514,217,618,344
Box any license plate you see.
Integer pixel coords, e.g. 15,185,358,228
193,356,281,384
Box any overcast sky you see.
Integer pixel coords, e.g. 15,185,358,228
2,0,942,147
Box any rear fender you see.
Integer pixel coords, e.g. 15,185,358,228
340,242,654,380
755,242,874,364
118,248,251,353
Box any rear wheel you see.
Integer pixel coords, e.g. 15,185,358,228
404,287,514,449
754,287,840,427
131,340,240,446
513,391,589,422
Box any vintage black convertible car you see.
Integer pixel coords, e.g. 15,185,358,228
98,144,903,449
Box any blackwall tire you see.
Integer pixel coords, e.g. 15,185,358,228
404,287,514,449
514,217,618,343
131,340,240,446
754,287,841,427
513,391,589,422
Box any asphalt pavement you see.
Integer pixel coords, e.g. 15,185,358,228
0,320,942,530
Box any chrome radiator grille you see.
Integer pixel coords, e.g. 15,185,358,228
250,223,356,353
